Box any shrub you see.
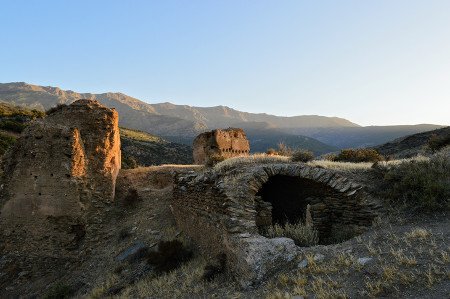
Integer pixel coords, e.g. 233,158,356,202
0,134,16,156
44,282,73,299
276,142,293,156
262,221,319,247
428,133,450,152
205,154,226,167
0,120,27,133
383,151,450,211
266,148,277,155
291,149,314,162
123,188,141,206
202,253,226,281
122,155,138,169
334,148,384,163
46,104,67,115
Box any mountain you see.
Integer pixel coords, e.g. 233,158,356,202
236,122,338,155
0,82,204,136
373,126,450,158
150,102,358,129
0,82,445,152
287,125,445,149
0,82,358,134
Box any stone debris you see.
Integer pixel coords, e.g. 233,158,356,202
357,257,373,266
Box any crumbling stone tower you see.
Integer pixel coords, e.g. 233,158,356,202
0,99,121,253
193,128,250,164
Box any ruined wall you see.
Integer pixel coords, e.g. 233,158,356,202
0,99,121,254
172,163,382,285
193,128,250,164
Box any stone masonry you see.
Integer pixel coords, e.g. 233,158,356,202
172,163,382,286
0,99,121,254
193,128,250,164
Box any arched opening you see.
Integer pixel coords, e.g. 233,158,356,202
255,175,363,245
256,175,335,225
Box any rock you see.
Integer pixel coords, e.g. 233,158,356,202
298,259,308,269
230,236,299,287
116,242,147,262
313,253,325,262
193,128,250,164
357,257,373,266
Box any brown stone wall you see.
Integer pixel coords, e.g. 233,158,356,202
193,128,250,164
172,163,382,285
0,99,121,254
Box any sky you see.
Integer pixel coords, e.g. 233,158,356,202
0,0,449,126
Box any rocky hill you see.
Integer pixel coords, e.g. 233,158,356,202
373,126,450,158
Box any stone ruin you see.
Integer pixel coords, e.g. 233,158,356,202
172,163,382,285
0,99,121,254
193,128,250,164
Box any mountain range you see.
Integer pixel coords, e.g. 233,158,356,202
0,82,445,153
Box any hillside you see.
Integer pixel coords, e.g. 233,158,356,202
373,126,450,158
120,127,192,166
0,103,44,156
289,125,445,149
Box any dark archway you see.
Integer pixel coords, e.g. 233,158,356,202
256,175,336,225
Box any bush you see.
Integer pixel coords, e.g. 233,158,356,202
291,149,314,162
428,133,450,152
205,154,226,167
123,188,141,206
383,151,450,211
0,120,27,133
122,155,138,169
334,148,384,163
46,104,67,115
0,134,16,156
262,221,319,247
44,282,73,299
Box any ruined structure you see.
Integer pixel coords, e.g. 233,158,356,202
193,128,250,164
0,99,121,254
172,163,382,285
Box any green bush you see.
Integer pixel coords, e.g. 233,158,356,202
0,120,27,133
428,133,450,152
334,148,384,163
44,282,73,299
0,134,16,156
383,151,450,211
122,155,138,169
262,222,319,247
291,149,314,162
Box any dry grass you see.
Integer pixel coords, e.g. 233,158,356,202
307,160,373,170
262,222,319,247
213,154,290,174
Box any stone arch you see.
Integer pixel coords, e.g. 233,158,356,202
224,164,378,243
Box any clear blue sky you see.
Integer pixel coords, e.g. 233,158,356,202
1,0,449,126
